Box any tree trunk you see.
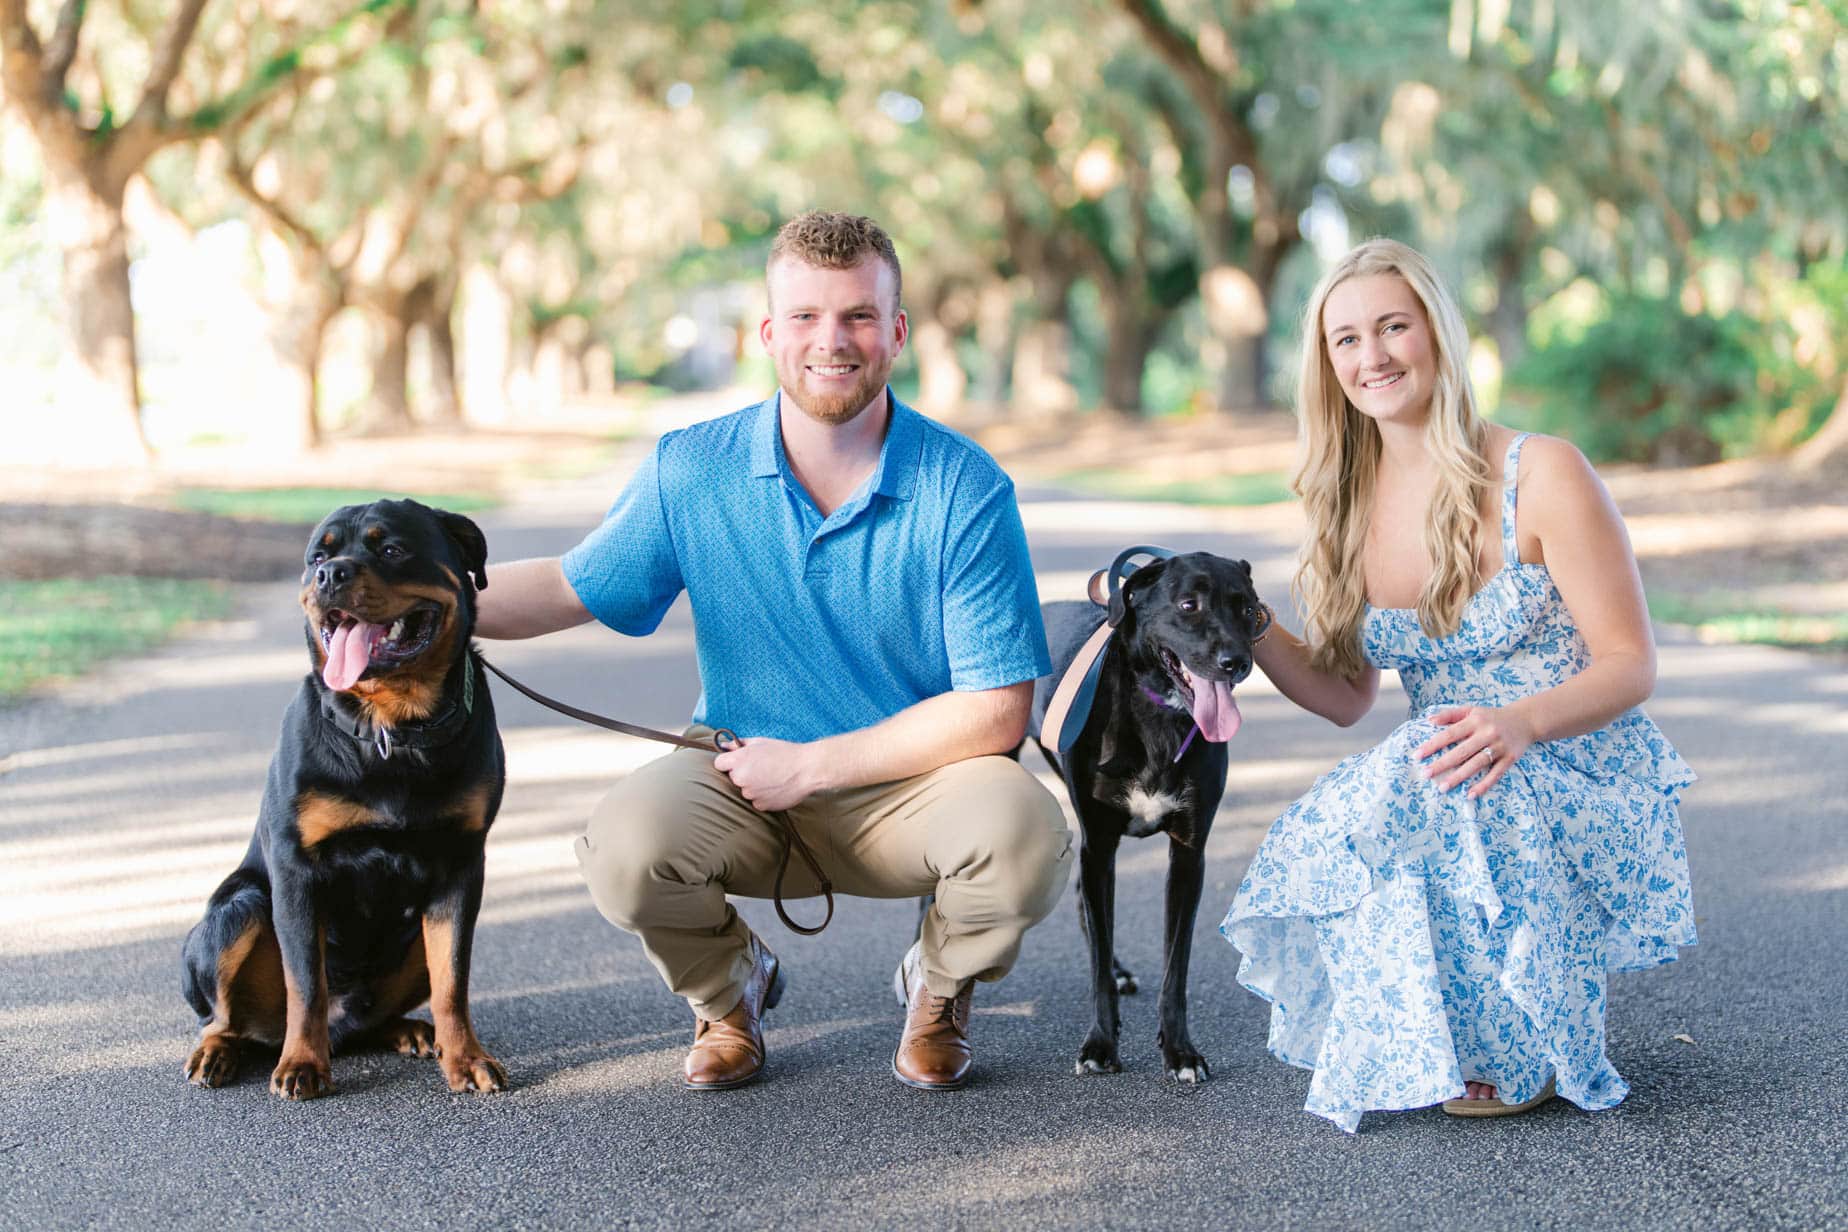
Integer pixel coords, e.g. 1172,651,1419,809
969,279,1016,414
913,318,968,417
1101,313,1156,415
1011,319,1078,419
361,302,415,433
421,288,462,425
270,302,337,451
46,174,153,463
1792,377,1848,472
1489,234,1529,371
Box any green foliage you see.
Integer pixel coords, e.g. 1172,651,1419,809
1054,468,1294,508
171,487,497,522
1507,290,1795,464
0,578,232,699
1648,594,1848,653
728,34,829,95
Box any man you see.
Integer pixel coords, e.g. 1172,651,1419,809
476,211,1072,1091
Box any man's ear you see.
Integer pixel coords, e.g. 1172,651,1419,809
435,509,489,591
1108,558,1168,628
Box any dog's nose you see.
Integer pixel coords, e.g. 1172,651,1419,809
314,560,353,593
1219,651,1251,682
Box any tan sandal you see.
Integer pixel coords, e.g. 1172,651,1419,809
1442,1076,1557,1118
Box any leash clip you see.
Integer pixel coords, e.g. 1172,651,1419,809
374,725,394,761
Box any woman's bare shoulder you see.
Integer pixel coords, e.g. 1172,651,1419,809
1514,432,1619,528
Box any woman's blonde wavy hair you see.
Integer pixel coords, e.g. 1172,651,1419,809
1293,238,1492,679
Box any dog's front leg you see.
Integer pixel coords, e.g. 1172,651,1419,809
1156,837,1210,1083
423,861,507,1093
269,860,333,1100
1074,827,1126,1075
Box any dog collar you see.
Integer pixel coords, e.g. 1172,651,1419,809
1040,546,1175,757
1137,683,1201,762
318,654,477,760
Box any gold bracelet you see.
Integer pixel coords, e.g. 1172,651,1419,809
1252,601,1275,644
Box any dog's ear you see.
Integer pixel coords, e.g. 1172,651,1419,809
1108,557,1169,628
435,509,489,591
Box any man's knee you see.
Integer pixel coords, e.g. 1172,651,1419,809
575,783,695,931
939,757,1073,916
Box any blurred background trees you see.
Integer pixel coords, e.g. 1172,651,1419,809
3,0,1843,468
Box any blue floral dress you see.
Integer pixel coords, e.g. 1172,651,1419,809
1220,433,1696,1133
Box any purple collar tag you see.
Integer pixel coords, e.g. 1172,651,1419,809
1140,684,1200,762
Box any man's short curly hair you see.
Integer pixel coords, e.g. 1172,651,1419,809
767,211,902,312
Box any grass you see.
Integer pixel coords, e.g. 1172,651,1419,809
1648,594,1848,652
1052,468,1295,507
171,487,498,523
0,577,234,699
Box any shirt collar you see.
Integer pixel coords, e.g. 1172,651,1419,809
749,389,922,503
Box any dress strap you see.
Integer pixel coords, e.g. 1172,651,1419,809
1500,432,1532,562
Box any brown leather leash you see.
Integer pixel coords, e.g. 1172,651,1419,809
473,651,834,935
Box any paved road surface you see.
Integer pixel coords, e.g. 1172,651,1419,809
3,424,1844,1230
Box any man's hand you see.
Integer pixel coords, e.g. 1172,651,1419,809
713,737,828,813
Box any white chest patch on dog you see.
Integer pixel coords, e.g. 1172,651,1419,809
1123,786,1186,827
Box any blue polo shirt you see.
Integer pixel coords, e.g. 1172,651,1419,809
561,391,1050,743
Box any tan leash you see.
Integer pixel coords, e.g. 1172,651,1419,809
474,652,834,935
1040,546,1175,756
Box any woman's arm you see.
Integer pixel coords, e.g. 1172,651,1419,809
1419,435,1657,795
1255,620,1382,728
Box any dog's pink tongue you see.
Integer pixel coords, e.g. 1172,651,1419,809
1190,678,1243,743
322,618,380,691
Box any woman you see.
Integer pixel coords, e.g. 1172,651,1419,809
1221,238,1696,1133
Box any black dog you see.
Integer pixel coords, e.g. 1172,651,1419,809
181,499,507,1100
1033,552,1264,1082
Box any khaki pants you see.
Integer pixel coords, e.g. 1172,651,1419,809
574,728,1074,1021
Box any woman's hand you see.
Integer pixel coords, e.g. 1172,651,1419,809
1416,704,1537,798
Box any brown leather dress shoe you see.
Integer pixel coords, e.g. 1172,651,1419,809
891,941,973,1090
683,936,784,1090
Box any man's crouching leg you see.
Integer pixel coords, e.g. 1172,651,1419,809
837,755,1073,1090
573,739,800,1090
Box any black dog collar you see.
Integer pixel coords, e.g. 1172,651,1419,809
318,654,477,760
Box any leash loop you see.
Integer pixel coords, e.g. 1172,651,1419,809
771,822,834,935
474,652,834,935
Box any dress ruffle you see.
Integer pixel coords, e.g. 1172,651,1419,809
1222,708,1696,1132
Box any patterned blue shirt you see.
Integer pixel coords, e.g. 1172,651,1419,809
561,391,1050,743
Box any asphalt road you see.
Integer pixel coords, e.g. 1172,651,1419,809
2,440,1844,1231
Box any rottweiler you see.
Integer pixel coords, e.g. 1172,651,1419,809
1032,552,1265,1083
181,498,507,1100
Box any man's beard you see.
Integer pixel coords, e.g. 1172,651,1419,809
780,354,892,426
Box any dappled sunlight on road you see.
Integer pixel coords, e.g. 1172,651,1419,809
0,731,226,776
1778,862,1848,893
0,752,274,809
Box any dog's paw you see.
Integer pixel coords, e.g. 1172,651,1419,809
185,1036,240,1088
1112,963,1139,996
380,1017,438,1058
1161,1043,1211,1085
437,1043,508,1094
1075,1033,1124,1076
270,1052,334,1101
